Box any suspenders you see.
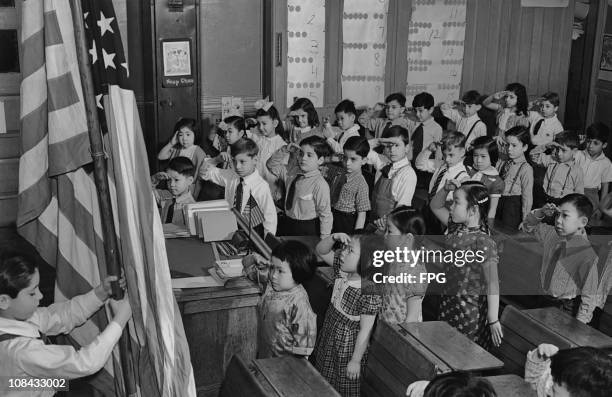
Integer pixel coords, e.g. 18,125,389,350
506,162,525,194
545,164,573,196
463,120,483,145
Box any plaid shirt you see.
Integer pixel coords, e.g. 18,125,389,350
333,171,371,213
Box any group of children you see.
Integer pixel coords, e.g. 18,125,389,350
145,88,612,396
3,86,612,396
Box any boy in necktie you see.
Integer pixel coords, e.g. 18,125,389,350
200,138,277,237
521,194,599,323
152,156,196,227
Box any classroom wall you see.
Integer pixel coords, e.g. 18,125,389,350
462,0,575,118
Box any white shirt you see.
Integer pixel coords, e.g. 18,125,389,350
327,124,360,154
0,291,123,397
441,108,486,148
428,161,470,199
406,117,443,159
247,132,287,181
204,168,278,235
529,112,563,146
573,150,612,189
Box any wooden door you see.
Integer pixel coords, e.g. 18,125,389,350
152,0,199,158
0,0,21,227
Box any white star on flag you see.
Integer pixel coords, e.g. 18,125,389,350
89,41,97,64
97,11,114,36
102,48,116,69
96,94,103,109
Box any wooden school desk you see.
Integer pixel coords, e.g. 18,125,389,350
220,355,340,397
484,375,536,397
493,305,612,376
167,237,260,397
522,307,612,349
364,321,503,397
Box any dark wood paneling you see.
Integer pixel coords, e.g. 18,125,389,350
462,0,574,118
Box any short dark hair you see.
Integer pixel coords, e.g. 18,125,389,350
167,156,195,177
300,135,333,158
442,130,466,150
224,116,246,132
173,118,200,144
271,240,316,284
343,136,370,158
586,122,610,143
505,125,531,147
290,97,320,128
381,125,410,145
0,252,37,298
551,347,612,397
230,137,259,158
388,206,426,235
412,92,434,109
423,372,497,397
541,91,560,107
385,92,406,107
461,90,483,105
554,130,580,149
334,99,357,116
470,136,499,165
558,193,594,219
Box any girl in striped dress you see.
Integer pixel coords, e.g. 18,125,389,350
312,233,381,397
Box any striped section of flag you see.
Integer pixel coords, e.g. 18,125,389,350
18,0,118,395
105,86,196,396
18,1,196,396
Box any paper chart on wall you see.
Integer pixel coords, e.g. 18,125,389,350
287,1,326,108
406,0,467,106
341,0,389,107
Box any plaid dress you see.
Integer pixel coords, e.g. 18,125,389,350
312,253,381,397
438,226,498,350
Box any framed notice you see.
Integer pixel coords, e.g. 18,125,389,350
161,39,194,87
600,34,612,81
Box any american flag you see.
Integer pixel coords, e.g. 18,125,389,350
18,1,195,396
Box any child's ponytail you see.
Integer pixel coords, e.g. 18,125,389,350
460,181,491,233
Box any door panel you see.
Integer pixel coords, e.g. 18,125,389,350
154,0,199,150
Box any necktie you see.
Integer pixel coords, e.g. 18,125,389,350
533,119,544,136
381,164,393,179
234,178,244,212
412,123,424,159
165,198,176,224
429,165,447,199
285,174,304,211
39,331,52,345
381,121,393,138
330,172,348,205
543,240,566,291
500,160,513,180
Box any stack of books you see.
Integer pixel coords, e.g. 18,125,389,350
182,200,238,242
209,258,244,284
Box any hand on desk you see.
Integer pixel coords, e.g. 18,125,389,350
242,253,270,286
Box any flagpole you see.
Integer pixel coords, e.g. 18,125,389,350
68,0,136,394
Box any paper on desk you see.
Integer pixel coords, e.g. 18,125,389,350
172,276,224,289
